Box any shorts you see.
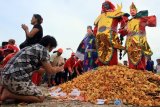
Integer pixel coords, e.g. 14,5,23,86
2,77,43,96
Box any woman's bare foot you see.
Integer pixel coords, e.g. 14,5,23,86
1,88,12,101
1,88,44,103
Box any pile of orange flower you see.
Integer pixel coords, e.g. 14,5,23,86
50,65,160,106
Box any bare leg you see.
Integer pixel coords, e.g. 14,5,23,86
1,88,44,103
0,86,3,94
0,86,3,104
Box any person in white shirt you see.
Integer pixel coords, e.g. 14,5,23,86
49,48,64,86
156,58,160,75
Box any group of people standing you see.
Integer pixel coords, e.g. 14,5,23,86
44,50,83,87
0,0,157,104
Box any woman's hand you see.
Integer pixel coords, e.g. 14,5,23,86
21,24,28,31
21,24,39,38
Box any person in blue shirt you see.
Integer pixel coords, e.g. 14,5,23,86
146,56,154,72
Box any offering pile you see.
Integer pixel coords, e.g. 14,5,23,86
50,65,160,106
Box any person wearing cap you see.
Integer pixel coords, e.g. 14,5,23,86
3,41,19,57
47,48,65,86
64,52,76,81
50,48,64,66
76,26,98,72
20,14,43,49
2,46,15,58
7,39,19,53
94,0,129,65
0,35,64,103
1,41,20,67
119,2,156,70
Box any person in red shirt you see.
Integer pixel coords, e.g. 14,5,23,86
2,53,15,67
0,49,4,63
0,49,3,71
4,39,19,53
64,52,76,81
31,67,44,86
2,43,19,67
72,58,83,78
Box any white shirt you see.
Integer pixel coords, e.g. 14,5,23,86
50,54,64,66
156,64,160,74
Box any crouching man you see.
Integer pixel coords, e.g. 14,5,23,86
0,35,64,103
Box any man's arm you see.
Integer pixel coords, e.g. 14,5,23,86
68,66,72,74
75,67,80,76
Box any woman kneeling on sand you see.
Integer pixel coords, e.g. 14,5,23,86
0,35,64,104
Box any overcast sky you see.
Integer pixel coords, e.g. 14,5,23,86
0,0,159,63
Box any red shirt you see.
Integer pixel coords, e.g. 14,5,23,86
4,44,19,53
2,53,16,67
73,60,83,69
64,57,76,69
